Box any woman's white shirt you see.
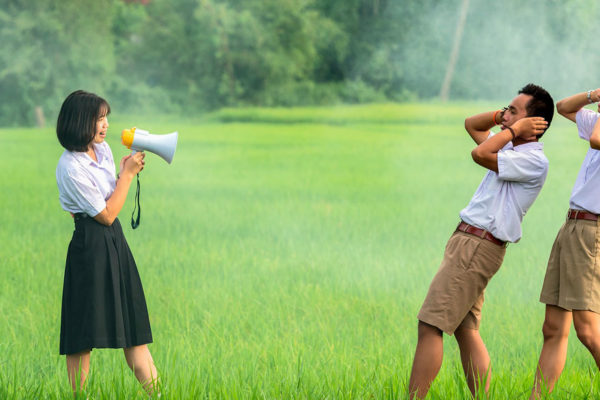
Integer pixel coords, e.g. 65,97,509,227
56,142,117,217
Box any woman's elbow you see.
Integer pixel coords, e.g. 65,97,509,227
93,210,115,226
102,218,115,227
591,136,600,150
94,216,114,226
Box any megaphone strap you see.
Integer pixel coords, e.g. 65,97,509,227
131,173,141,229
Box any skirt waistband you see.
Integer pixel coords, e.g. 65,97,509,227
73,213,89,222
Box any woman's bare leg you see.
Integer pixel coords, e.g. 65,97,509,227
66,349,91,395
124,344,159,394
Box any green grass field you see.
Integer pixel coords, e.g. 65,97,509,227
1,103,599,399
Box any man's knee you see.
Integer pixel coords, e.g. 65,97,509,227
542,316,569,341
454,325,479,341
418,321,443,339
574,322,599,349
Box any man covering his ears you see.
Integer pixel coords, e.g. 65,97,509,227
408,84,554,399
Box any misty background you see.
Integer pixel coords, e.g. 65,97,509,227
1,0,599,127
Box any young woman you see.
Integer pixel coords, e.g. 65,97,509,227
55,90,158,394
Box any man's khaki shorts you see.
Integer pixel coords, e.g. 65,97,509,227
418,230,506,335
540,218,600,312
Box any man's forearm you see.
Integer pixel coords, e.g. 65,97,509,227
466,111,500,131
557,89,600,121
470,129,514,173
465,110,503,144
473,129,513,156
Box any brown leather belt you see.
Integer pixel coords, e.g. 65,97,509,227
567,209,598,221
456,221,507,247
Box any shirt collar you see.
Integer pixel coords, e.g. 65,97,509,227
513,141,543,152
72,143,105,166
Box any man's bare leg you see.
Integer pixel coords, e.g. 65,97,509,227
455,326,490,396
573,310,600,367
530,305,571,399
408,321,444,399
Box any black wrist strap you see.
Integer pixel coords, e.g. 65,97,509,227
131,173,141,229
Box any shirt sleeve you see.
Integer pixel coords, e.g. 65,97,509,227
60,166,107,216
497,150,548,183
576,108,600,141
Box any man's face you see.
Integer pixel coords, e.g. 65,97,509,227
501,93,533,129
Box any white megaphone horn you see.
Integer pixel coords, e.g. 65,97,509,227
121,127,178,164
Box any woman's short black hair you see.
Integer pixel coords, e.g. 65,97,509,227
56,90,111,152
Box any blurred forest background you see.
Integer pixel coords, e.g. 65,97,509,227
2,0,600,126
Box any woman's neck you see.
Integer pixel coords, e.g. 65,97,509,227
86,145,97,162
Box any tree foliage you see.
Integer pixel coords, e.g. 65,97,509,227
0,0,115,125
2,0,600,125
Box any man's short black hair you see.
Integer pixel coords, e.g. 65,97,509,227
56,90,111,152
518,83,554,138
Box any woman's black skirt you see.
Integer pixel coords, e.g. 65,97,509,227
60,214,152,355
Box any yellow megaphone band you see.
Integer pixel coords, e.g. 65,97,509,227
121,127,136,149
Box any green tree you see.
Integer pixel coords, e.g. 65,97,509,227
0,0,115,126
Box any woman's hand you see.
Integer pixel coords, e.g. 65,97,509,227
97,150,146,226
120,152,146,178
119,155,130,175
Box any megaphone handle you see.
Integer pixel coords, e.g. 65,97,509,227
131,149,138,155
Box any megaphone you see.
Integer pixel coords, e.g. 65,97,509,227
121,127,178,164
